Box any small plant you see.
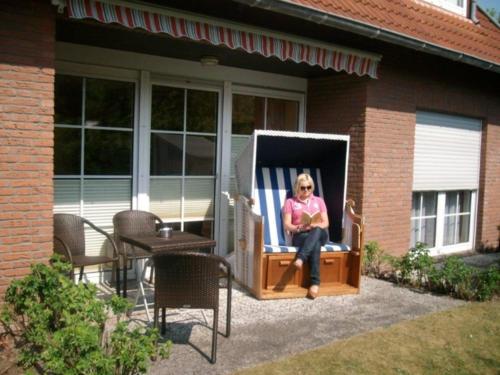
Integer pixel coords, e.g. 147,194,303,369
0,255,170,374
473,266,500,301
362,241,386,277
388,243,434,287
439,256,474,299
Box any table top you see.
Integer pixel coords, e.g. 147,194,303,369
119,231,216,254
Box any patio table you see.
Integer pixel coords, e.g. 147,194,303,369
119,231,216,255
118,231,216,321
118,231,216,304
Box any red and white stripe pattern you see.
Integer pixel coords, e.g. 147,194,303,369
67,0,379,78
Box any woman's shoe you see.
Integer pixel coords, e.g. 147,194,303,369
307,285,319,299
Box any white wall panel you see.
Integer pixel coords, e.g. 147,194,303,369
413,111,482,191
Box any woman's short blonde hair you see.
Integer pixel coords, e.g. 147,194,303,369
293,173,315,196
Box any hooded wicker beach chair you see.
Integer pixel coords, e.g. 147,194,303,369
153,252,232,364
53,213,120,295
234,130,364,299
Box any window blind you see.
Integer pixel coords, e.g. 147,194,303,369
413,111,482,191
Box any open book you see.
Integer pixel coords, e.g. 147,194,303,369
300,211,322,226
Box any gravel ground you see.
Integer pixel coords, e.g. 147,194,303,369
139,276,465,375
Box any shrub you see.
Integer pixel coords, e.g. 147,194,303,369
388,242,434,287
0,255,170,374
362,241,386,277
473,266,500,301
368,242,500,302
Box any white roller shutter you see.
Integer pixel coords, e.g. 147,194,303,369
413,111,482,191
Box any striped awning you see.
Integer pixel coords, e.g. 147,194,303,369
63,0,380,78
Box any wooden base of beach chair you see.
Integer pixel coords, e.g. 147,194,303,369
235,251,362,300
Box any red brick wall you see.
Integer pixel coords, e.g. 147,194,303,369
475,104,500,252
307,75,368,209
307,50,500,255
0,0,56,296
363,66,416,255
365,52,500,255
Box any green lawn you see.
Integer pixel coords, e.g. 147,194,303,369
235,300,500,375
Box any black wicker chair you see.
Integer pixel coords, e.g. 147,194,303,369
53,213,120,295
153,252,232,364
113,210,164,298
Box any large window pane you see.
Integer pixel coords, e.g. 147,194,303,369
84,130,132,175
267,98,299,131
54,127,81,175
411,193,420,217
55,75,82,125
184,178,214,219
410,219,418,248
421,218,436,247
54,179,80,215
85,78,134,128
150,134,183,175
422,192,437,216
459,214,470,243
230,136,250,176
186,90,217,133
444,191,471,245
232,94,265,135
410,192,436,248
149,178,182,220
185,135,216,175
151,85,184,131
82,179,131,227
458,191,471,213
443,216,457,245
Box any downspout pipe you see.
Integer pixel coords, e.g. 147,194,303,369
233,0,500,74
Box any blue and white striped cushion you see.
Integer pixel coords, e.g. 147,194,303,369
264,242,350,253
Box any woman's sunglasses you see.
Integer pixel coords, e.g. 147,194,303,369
300,186,313,191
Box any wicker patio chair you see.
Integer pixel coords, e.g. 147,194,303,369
153,252,232,364
113,210,164,298
53,213,120,295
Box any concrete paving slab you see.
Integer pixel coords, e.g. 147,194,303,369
145,277,464,374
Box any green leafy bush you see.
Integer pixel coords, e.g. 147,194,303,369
386,242,434,287
475,266,500,301
362,241,387,277
0,255,170,374
364,241,500,301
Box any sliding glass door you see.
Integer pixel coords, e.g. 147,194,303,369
148,84,220,238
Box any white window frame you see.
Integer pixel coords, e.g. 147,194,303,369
54,64,140,210
423,0,468,17
145,77,223,237
53,65,140,282
410,192,438,248
411,190,477,256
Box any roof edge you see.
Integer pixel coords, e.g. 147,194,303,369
232,0,500,74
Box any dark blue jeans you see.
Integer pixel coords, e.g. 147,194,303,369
292,227,328,286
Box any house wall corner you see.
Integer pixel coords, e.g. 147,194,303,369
0,0,56,297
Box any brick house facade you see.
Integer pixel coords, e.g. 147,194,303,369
0,0,498,294
308,48,500,255
0,1,56,296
